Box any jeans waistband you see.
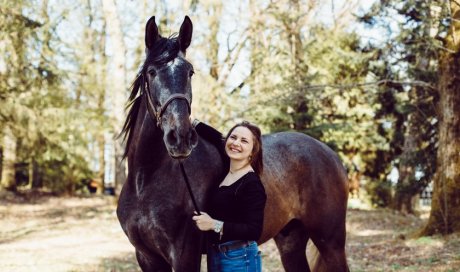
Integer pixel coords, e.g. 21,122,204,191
212,240,253,253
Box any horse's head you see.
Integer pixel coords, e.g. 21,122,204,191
142,16,197,159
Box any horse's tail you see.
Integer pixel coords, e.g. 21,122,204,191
306,240,322,271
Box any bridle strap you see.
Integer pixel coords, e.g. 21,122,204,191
144,85,160,125
158,94,191,117
144,77,191,127
143,77,200,214
179,161,201,215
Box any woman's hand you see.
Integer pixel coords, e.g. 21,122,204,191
192,211,216,231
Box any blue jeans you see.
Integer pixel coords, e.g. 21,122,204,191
207,240,262,272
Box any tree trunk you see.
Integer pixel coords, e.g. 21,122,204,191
132,0,149,69
421,0,460,235
101,0,127,194
204,2,222,126
392,153,416,213
1,127,17,191
208,4,222,81
392,85,423,214
285,0,310,130
27,157,40,189
79,0,109,192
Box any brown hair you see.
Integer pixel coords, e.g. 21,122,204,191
225,121,263,175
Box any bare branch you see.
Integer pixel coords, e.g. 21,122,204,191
452,0,460,8
218,33,249,86
300,79,437,91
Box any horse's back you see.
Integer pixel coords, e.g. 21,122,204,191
260,131,349,242
262,131,347,186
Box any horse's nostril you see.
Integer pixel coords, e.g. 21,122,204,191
166,130,178,145
189,129,198,147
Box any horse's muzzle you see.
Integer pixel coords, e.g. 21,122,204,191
164,127,198,159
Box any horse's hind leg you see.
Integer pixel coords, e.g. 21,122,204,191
274,219,310,272
309,226,348,272
136,250,172,272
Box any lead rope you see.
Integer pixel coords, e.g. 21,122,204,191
179,161,201,215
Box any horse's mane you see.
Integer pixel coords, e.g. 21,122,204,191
120,35,180,158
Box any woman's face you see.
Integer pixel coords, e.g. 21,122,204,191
225,126,254,162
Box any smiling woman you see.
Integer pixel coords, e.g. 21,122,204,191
225,122,263,177
193,121,267,272
226,127,254,164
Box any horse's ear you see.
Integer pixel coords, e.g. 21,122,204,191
178,16,193,53
145,16,159,50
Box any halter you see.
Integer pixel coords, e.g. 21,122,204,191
142,75,201,215
143,75,191,128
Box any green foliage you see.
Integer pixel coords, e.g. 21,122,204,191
359,0,447,207
365,180,393,207
240,2,387,179
0,0,448,199
0,1,102,193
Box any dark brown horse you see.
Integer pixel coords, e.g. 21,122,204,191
118,16,349,272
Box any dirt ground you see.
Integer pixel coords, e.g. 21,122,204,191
1,192,459,272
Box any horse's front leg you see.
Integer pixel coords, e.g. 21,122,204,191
170,250,202,272
169,231,204,272
136,250,172,272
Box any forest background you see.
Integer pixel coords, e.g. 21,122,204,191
1,0,460,242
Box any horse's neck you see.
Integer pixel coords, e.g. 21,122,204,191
129,104,168,168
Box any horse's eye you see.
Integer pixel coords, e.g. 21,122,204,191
148,69,156,77
189,70,195,77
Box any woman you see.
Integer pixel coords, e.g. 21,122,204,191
193,121,267,272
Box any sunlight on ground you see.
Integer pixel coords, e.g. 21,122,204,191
2,194,459,272
352,229,393,237
0,196,135,272
348,196,373,210
405,236,444,257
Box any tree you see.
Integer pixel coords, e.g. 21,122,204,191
101,0,128,193
0,0,42,191
74,0,110,191
1,127,17,190
1,0,102,193
359,0,441,209
422,0,460,235
244,0,384,182
187,1,248,129
388,1,439,213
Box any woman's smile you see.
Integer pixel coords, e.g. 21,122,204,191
229,145,241,153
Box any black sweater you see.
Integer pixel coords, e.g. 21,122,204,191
209,172,267,243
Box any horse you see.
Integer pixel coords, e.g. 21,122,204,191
117,16,350,272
